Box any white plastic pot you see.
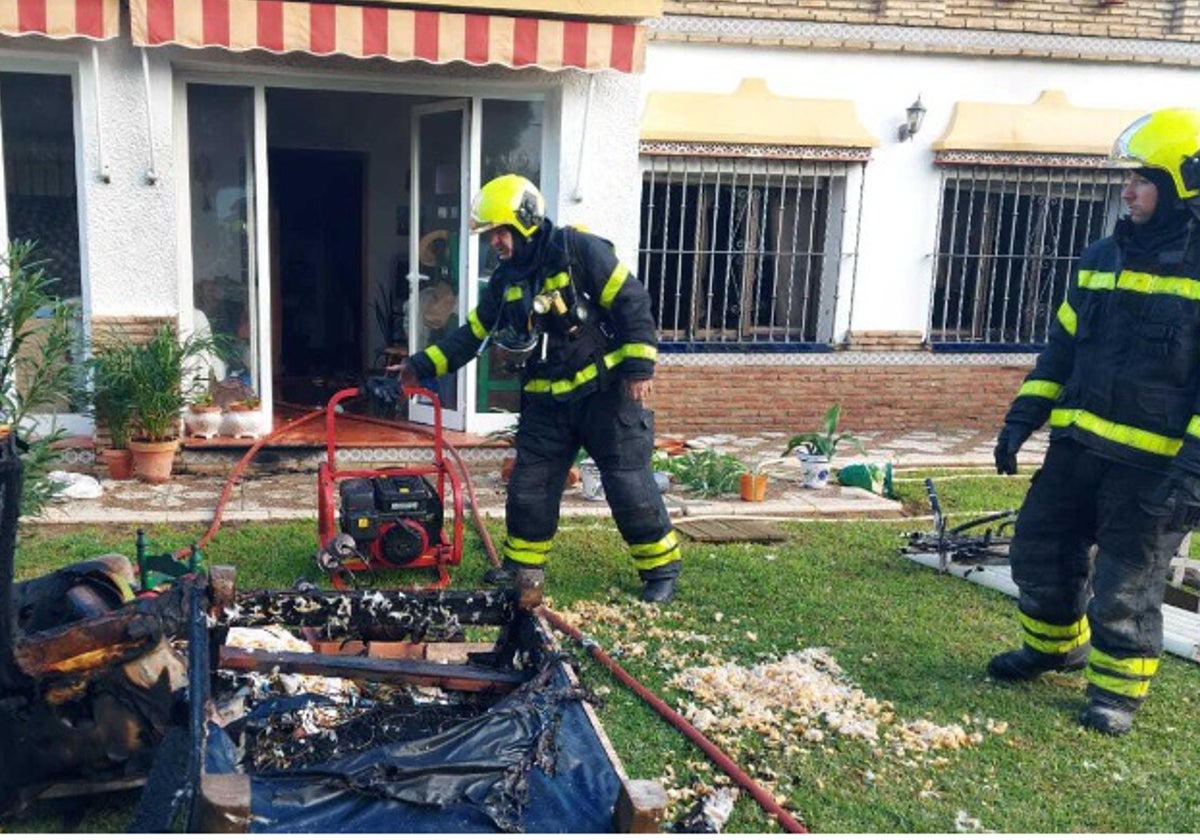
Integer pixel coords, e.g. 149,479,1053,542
796,451,831,489
579,458,605,501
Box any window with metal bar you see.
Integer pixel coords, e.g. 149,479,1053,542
929,165,1126,350
638,156,860,350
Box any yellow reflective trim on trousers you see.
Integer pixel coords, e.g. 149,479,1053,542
1188,415,1200,440
630,531,678,558
1056,301,1077,337
542,272,569,292
523,343,659,396
1017,379,1063,401
599,263,630,309
631,531,681,571
1117,270,1200,301
1019,612,1090,654
426,346,449,377
467,309,488,340
505,286,524,302
1085,666,1151,699
1089,648,1159,678
1077,270,1116,290
1049,409,1183,457
502,536,552,566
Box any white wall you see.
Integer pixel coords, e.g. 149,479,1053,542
644,42,1199,337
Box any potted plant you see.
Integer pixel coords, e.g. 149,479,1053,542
126,323,219,483
184,389,222,439
739,457,783,503
781,403,867,489
220,394,264,439
88,340,138,480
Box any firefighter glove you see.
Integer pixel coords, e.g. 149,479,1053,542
994,423,1033,476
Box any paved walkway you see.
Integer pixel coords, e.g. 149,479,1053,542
31,428,1049,527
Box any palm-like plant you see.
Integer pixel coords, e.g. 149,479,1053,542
127,324,222,443
88,340,137,449
782,403,867,459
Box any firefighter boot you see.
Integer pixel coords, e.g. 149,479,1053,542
1079,689,1139,736
639,561,680,604
986,645,1089,681
483,558,527,586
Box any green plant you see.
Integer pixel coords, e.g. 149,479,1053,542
88,340,138,449
127,324,221,443
659,449,746,497
0,240,83,515
782,403,867,459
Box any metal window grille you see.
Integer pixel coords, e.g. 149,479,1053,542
638,155,861,349
929,164,1126,349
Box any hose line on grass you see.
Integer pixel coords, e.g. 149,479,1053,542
537,605,809,834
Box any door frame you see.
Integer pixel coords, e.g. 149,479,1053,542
407,98,471,431
174,66,557,437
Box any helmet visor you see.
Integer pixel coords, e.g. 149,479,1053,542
1110,114,1152,169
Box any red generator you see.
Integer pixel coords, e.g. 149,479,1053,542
316,385,463,589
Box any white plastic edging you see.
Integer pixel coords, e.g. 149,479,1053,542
907,553,1200,664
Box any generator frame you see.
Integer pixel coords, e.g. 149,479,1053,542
316,385,464,589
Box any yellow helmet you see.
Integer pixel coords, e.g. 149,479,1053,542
1110,108,1200,199
470,174,545,238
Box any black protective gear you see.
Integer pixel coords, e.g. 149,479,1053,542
1006,440,1187,703
1149,471,1200,532
638,560,680,604
407,211,678,596
1079,688,1140,736
993,423,1032,475
482,558,527,586
986,645,1088,681
503,385,679,587
1002,213,1200,474
406,219,658,402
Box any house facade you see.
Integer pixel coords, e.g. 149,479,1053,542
643,1,1200,434
1,0,1198,443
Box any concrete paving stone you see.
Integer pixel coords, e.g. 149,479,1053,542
31,428,1049,526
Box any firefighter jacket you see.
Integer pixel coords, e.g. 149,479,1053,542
1005,213,1200,478
406,218,658,402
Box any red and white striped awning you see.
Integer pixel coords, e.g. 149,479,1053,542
0,0,119,40
130,0,646,73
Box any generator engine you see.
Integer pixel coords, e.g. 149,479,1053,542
338,475,445,567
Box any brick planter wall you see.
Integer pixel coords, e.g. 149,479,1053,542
652,362,1030,436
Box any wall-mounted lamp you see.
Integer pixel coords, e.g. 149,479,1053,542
897,95,926,142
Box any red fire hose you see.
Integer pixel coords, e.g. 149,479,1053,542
537,605,809,834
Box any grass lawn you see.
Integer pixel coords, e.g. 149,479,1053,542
5,471,1200,833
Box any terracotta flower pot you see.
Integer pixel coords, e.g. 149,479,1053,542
740,472,768,502
100,447,134,481
128,439,179,484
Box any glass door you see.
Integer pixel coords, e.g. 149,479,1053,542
185,83,269,420
407,100,470,430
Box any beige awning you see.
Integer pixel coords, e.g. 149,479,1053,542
933,90,1144,157
131,0,647,73
0,0,119,40
641,78,877,149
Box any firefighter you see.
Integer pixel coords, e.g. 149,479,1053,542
989,109,1200,735
397,174,681,603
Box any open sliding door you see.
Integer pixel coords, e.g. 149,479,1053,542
407,100,471,430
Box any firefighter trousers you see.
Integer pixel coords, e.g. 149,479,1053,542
1009,439,1190,702
502,384,680,574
